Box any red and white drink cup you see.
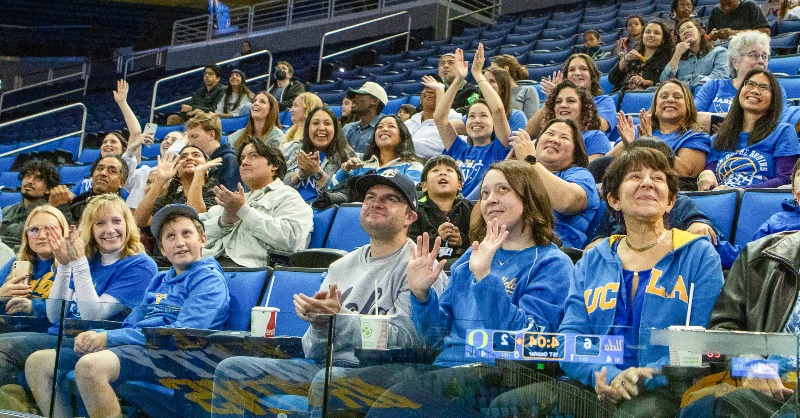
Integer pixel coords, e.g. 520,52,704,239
251,307,279,337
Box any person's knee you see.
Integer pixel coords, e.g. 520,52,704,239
74,352,118,384
25,349,56,378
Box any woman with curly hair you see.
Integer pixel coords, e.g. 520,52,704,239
661,18,728,88
527,53,618,136
284,106,356,202
334,114,424,184
608,21,673,93
610,79,710,178
228,91,282,151
537,80,610,162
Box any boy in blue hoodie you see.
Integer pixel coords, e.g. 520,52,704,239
25,204,230,418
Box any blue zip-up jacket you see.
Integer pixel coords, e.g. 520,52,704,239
411,244,573,367
104,257,229,347
560,229,723,388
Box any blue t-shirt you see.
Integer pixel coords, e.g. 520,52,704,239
595,95,618,133
48,252,157,334
694,79,788,114
294,152,328,202
446,137,510,199
582,130,611,156
554,167,601,249
708,123,800,187
612,264,650,370
654,129,712,155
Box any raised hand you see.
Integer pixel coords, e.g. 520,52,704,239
112,79,129,104
453,48,469,83
407,233,446,302
471,43,486,80
637,108,653,137
46,224,70,266
65,225,85,262
509,128,536,161
468,218,508,281
540,70,563,98
421,75,445,92
617,111,636,145
193,157,223,175
213,183,246,213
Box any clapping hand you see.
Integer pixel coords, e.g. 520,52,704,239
421,75,445,93
453,48,469,84
637,109,653,137
471,43,486,80
112,79,129,104
407,233,446,302
193,157,223,175
508,129,536,160
540,70,563,98
294,283,342,326
213,183,246,214
616,111,636,145
468,218,508,281
297,150,322,178
437,223,462,247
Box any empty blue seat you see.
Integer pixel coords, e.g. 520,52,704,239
498,43,535,57
770,32,799,55
360,64,391,76
540,27,577,40
599,29,623,45
220,115,248,133
407,47,438,60
578,20,617,34
471,36,506,50
505,32,540,46
388,80,423,96
595,56,620,74
223,268,273,331
383,96,409,116
58,165,92,185
307,80,341,93
408,67,437,81
527,49,572,66
77,148,102,164
535,36,577,51
154,125,182,141
0,156,15,173
262,267,327,337
683,190,740,241
339,76,369,91
373,71,409,85
769,54,800,75
734,189,794,246
619,91,655,114
778,76,800,103
776,20,800,36
0,191,20,208
310,206,337,248
407,94,421,107
526,63,564,82
316,90,347,105
599,74,613,94
391,59,425,72
324,203,369,251
0,172,21,189
547,17,582,29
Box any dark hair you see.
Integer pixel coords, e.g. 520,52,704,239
91,155,129,184
537,118,589,169
238,140,288,180
636,21,674,58
649,79,703,133
398,104,416,115
562,54,604,96
602,147,679,223
158,212,205,244
222,71,255,114
485,67,513,122
541,81,601,133
19,160,60,189
714,69,783,151
301,106,355,162
628,136,677,167
671,0,695,17
363,115,421,165
492,54,529,81
626,15,646,31
584,29,600,40
205,64,222,78
469,160,560,246
676,18,712,57
277,60,294,76
792,157,800,188
421,155,464,184
238,91,281,152
103,132,128,151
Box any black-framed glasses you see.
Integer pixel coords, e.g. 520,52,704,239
742,80,772,93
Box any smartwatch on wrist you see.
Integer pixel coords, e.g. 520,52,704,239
524,155,537,165
313,171,324,181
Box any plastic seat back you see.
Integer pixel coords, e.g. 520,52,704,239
734,189,794,246
324,203,369,251
683,189,741,242
262,267,327,337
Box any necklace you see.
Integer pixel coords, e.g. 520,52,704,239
624,229,668,253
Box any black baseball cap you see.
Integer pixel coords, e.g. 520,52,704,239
355,172,418,212
150,204,202,245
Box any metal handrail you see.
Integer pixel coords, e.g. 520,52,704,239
0,63,90,114
122,47,169,79
316,11,411,82
0,102,87,158
149,49,273,122
444,0,500,38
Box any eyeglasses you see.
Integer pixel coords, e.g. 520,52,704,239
740,52,770,61
742,80,772,93
26,224,56,237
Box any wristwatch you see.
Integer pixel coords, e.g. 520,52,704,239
524,155,537,165
312,171,324,181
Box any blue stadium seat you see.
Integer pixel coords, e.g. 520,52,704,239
58,165,92,185
618,3,656,17
540,27,577,40
770,32,799,56
407,67,437,81
619,91,655,114
594,56,619,74
0,172,21,189
223,267,273,331
306,80,341,93
776,20,800,36
261,267,327,337
768,54,800,75
407,94,421,107
505,32,540,46
512,24,543,35
683,189,741,241
406,47,438,60
0,191,21,208
599,30,623,45
324,203,369,251
535,36,577,51
339,76,369,91
734,189,794,246
373,71,409,85
360,64,391,76
279,110,292,127
527,49,572,66
140,159,158,168
547,17,582,29
388,80,423,96
599,74,613,94
460,27,484,37
0,156,15,173
220,115,249,133
154,125,182,141
383,96,409,116
582,10,618,24
526,63,563,82
310,206,337,248
77,148,101,164
498,43,535,57
391,59,425,72
780,105,800,127
59,135,82,156
578,20,617,34
450,33,479,46
316,90,347,105
481,27,513,40
777,76,800,103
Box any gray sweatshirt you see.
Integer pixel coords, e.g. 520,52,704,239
302,238,448,366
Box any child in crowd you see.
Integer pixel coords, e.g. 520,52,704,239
580,29,604,60
397,104,417,122
25,204,229,418
408,156,474,260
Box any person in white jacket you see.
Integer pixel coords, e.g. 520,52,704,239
201,141,312,267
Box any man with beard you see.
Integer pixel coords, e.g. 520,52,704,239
0,160,73,250
438,52,481,114
267,61,305,111
209,172,447,418
67,155,128,223
342,81,388,153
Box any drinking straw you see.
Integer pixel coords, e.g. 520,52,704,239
374,279,379,315
685,283,695,327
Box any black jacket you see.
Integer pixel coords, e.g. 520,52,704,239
709,231,800,333
408,195,474,259
268,78,305,111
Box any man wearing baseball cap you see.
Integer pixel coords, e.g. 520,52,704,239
342,81,388,153
210,171,447,416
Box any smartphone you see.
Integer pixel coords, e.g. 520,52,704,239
10,260,32,285
143,123,158,136
710,115,725,134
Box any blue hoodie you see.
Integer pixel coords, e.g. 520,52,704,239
104,257,229,347
411,244,573,367
559,229,723,388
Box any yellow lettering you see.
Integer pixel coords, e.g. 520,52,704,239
599,283,619,310
668,275,689,303
644,269,667,298
584,288,601,314
155,293,168,304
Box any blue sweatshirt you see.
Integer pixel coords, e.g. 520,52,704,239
411,244,573,367
559,230,723,388
104,257,229,347
0,256,55,318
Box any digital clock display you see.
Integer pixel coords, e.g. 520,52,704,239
523,332,565,360
465,328,624,364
